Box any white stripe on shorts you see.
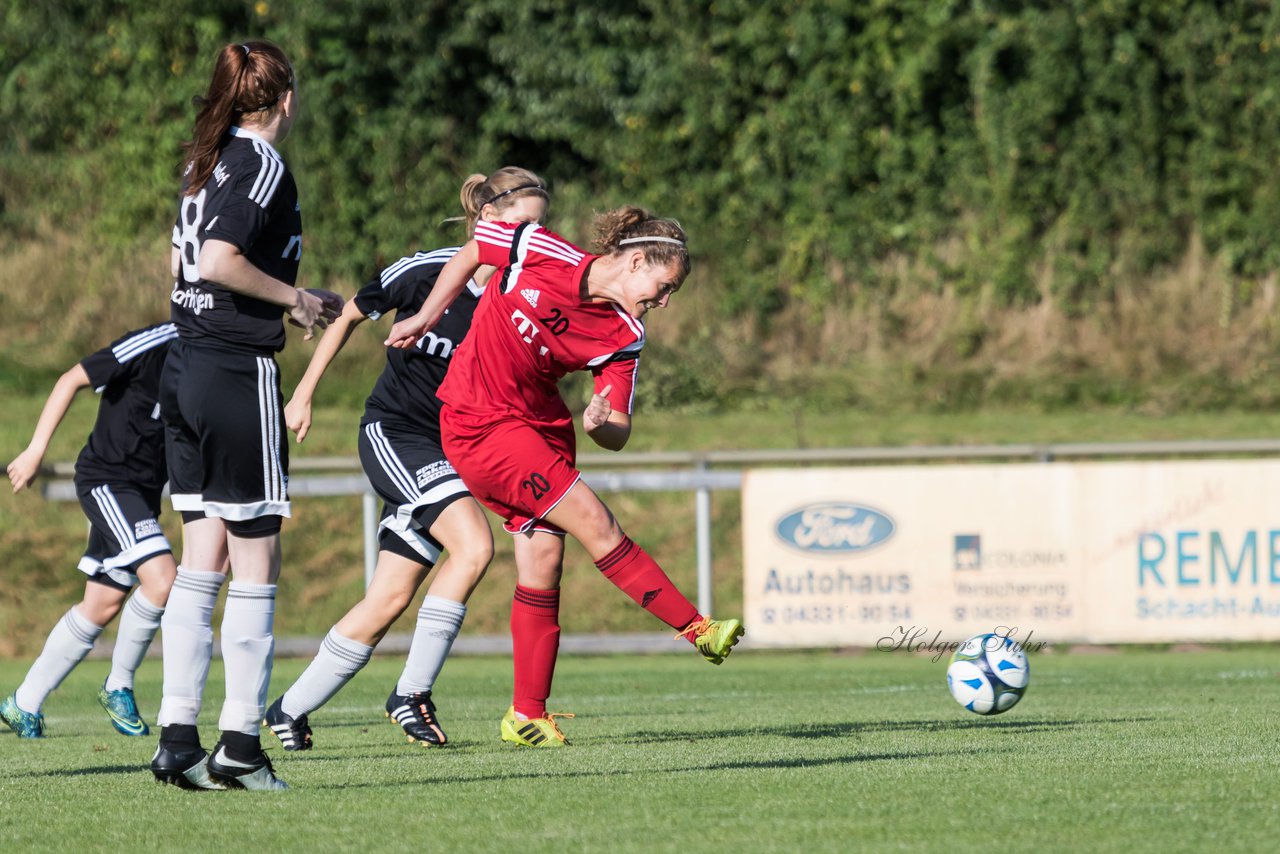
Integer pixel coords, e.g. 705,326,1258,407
364,421,420,502
257,357,285,504
103,535,171,569
77,556,138,589
202,498,291,521
91,485,136,549
378,478,469,566
170,493,204,512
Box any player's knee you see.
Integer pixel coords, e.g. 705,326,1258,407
453,538,494,578
372,588,415,621
138,579,173,608
85,600,124,625
517,561,562,589
136,555,178,601
517,544,565,588
576,506,623,551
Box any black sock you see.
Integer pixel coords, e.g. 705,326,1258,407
160,723,201,750
218,730,262,761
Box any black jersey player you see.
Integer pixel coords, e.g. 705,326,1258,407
150,39,341,792
3,324,179,740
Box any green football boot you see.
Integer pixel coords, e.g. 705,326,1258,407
682,617,745,664
500,706,573,748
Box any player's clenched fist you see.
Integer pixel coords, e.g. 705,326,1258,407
583,385,613,434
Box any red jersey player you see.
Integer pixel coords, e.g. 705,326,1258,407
386,206,744,747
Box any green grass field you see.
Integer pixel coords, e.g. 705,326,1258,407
2,647,1277,853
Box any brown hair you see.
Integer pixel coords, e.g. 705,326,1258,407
181,40,294,194
458,167,549,236
593,206,691,282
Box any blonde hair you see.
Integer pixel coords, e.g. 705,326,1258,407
457,167,549,236
593,206,690,282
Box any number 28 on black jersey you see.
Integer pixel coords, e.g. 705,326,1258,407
169,126,303,354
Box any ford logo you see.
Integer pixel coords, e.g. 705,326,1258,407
775,503,896,554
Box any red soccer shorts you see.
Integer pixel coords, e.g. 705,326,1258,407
440,406,579,534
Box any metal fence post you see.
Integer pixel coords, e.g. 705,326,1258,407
362,490,378,588
695,458,713,616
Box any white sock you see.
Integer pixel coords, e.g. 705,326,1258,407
105,589,164,692
281,628,374,718
157,567,225,727
218,581,276,735
396,596,466,696
14,607,103,713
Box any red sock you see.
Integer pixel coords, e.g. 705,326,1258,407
510,585,560,719
595,536,700,633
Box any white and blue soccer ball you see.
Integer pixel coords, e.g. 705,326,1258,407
946,632,1030,715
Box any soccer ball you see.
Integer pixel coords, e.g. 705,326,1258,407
946,632,1030,715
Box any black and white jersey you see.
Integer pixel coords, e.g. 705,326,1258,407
355,247,483,442
169,126,303,354
75,323,179,494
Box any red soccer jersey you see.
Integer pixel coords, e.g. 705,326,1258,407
437,221,643,426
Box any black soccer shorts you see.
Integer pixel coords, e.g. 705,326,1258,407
161,339,289,531
75,481,172,590
358,420,470,564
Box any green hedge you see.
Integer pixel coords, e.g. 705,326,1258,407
4,0,1280,313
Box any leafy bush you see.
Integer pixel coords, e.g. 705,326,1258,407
5,1,1280,408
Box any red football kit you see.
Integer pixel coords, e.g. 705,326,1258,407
437,220,644,533
437,220,713,718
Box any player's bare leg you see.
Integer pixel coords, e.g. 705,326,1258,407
545,481,747,660
543,480,743,661
270,499,493,750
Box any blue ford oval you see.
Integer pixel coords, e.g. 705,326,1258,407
775,503,896,554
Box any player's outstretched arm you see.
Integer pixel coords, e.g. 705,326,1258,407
385,240,481,350
7,363,91,493
285,297,368,443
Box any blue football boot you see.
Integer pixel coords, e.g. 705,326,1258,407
98,684,151,736
1,693,46,738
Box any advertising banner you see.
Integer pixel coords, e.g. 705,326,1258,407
742,460,1280,646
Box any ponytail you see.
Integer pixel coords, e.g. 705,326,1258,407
181,39,293,194
458,166,549,236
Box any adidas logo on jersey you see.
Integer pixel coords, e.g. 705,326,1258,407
213,162,230,187
521,288,540,308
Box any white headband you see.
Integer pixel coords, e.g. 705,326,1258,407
619,236,685,247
